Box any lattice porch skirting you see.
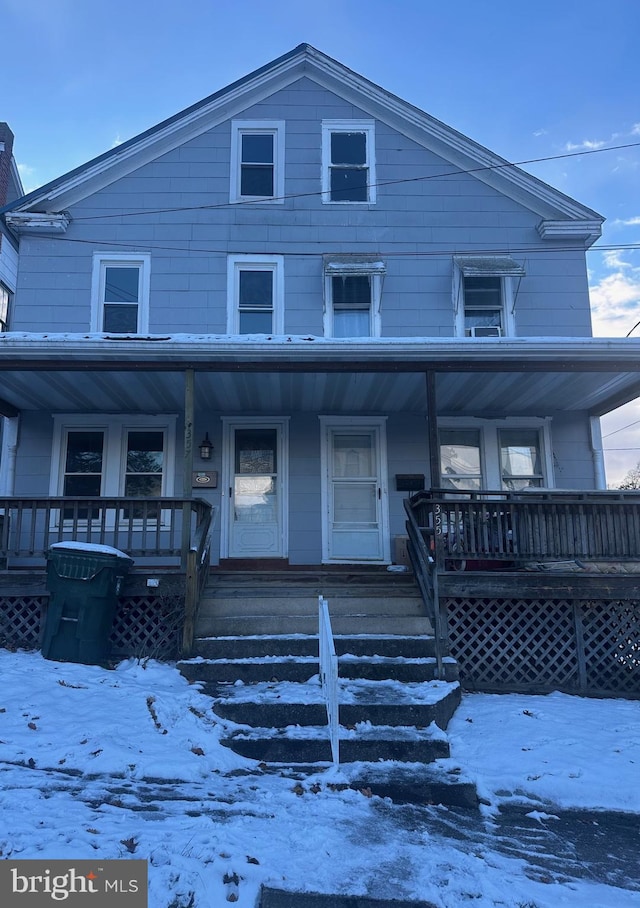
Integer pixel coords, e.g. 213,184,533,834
0,593,184,661
445,596,640,697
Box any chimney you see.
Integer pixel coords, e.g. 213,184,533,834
0,122,15,208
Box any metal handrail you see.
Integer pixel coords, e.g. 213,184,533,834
318,595,339,767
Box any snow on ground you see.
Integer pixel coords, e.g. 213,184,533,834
0,650,639,907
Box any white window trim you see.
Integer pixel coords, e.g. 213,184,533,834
226,254,285,335
50,414,177,501
321,120,376,205
323,261,385,337
230,120,285,204
90,252,151,334
438,418,553,490
453,258,523,338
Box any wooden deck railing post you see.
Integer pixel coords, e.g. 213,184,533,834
182,545,198,658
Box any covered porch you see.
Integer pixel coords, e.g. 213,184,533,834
1,334,640,661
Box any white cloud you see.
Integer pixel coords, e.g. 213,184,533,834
564,139,607,152
533,128,547,137
111,135,123,148
632,123,640,136
590,268,640,336
16,162,40,194
610,216,640,227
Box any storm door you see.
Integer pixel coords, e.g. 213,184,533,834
226,422,287,558
322,420,389,563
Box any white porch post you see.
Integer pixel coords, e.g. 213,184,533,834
0,416,19,496
590,416,607,490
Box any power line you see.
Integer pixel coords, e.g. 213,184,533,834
602,418,640,438
67,140,640,223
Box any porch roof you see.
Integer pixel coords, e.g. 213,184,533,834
1,333,639,418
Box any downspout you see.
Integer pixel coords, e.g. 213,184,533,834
0,415,19,495
590,416,607,489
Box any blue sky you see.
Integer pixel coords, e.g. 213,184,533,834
3,0,640,483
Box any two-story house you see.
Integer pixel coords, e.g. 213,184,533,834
1,44,639,577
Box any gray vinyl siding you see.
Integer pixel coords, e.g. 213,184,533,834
11,77,593,338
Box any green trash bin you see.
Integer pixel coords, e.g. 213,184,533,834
42,542,133,664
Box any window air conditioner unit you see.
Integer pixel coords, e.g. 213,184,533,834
469,325,502,337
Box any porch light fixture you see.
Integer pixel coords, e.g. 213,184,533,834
198,433,213,460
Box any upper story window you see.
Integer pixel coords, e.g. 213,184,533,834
230,120,285,203
322,120,376,204
227,254,284,335
91,253,150,334
453,256,525,338
324,257,385,337
0,282,12,332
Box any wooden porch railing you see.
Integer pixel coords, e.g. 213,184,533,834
0,497,212,563
408,489,640,566
0,497,214,657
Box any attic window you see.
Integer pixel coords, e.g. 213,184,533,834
322,120,376,204
230,121,285,203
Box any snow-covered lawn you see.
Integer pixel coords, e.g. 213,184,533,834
0,650,638,907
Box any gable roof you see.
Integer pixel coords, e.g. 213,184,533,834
0,44,603,241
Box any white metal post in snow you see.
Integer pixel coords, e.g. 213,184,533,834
318,595,339,767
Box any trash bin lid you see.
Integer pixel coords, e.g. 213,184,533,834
49,541,132,561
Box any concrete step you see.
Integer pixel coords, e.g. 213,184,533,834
224,723,451,764
211,679,461,731
198,594,425,617
179,655,458,685
195,614,434,636
192,634,440,660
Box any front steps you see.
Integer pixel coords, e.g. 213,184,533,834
179,571,477,807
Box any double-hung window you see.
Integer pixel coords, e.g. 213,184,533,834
230,121,285,203
324,257,385,337
91,253,150,334
0,282,12,332
322,120,376,204
439,429,483,491
52,416,176,523
227,255,284,335
499,429,544,490
438,420,549,490
453,256,525,337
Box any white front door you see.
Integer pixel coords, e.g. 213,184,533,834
223,420,288,559
321,419,389,563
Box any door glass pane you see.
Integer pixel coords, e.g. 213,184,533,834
333,434,374,478
234,476,277,523
235,429,277,473
333,482,376,524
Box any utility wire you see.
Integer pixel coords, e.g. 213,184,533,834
602,418,640,438
67,140,640,222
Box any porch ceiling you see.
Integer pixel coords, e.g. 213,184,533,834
1,336,639,417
